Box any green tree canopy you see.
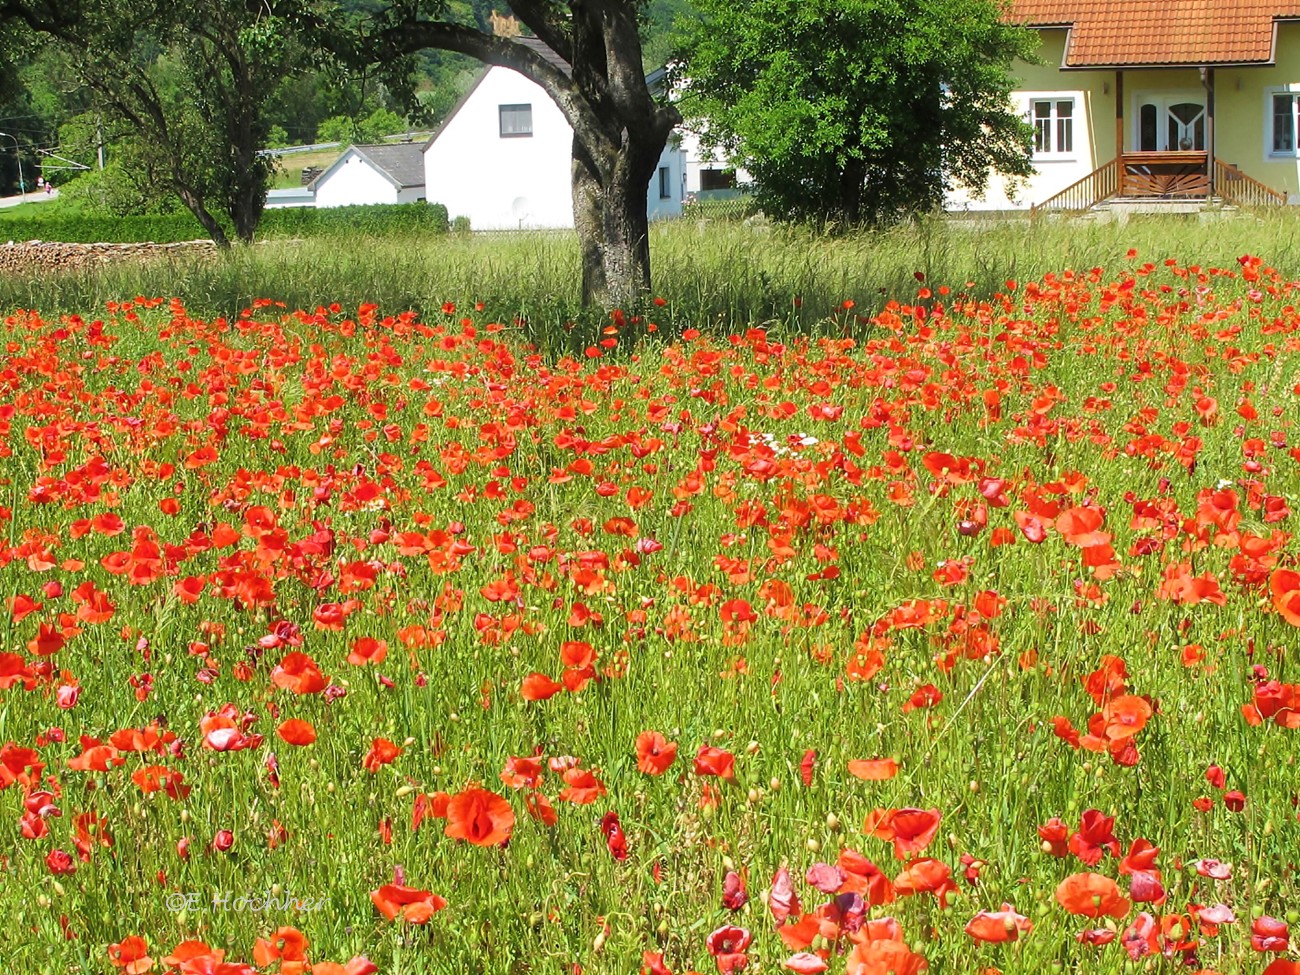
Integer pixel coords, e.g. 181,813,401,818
676,0,1037,225
1,0,308,244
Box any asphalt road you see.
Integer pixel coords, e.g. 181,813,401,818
0,188,60,208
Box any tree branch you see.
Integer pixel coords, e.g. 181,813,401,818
379,20,614,147
503,0,572,65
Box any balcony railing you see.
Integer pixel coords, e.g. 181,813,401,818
1119,151,1209,198
1214,159,1288,208
1032,152,1288,212
1029,157,1119,214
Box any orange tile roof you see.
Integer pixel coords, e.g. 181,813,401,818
1006,1,1300,66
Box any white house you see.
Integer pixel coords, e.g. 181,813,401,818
310,144,426,209
422,37,686,229
265,186,316,209
675,129,752,199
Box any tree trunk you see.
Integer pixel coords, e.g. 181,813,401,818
573,137,608,306
230,180,263,245
175,182,231,249
571,120,662,308
572,150,655,309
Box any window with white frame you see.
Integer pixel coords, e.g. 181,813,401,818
1031,98,1074,156
1271,92,1299,155
499,104,533,138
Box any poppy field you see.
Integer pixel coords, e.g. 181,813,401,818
2,251,1300,975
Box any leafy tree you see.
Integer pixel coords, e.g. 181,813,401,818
1,0,307,245
318,107,408,145
676,0,1036,225
287,0,681,308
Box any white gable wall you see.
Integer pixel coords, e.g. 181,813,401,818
314,149,425,208
425,67,688,229
425,68,574,229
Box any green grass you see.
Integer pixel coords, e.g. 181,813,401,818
6,211,1300,347
2,215,1300,972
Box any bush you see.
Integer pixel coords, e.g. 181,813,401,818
0,202,450,244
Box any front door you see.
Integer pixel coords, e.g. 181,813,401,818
1136,93,1206,151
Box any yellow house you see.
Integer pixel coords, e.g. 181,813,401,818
949,0,1300,211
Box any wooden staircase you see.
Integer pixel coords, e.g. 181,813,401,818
1031,156,1287,215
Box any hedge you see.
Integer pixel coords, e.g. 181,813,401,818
0,202,450,244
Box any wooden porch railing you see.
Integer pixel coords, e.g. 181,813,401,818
1030,157,1118,214
1120,151,1208,198
1214,159,1288,208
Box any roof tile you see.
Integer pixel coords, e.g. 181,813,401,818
1005,0,1300,66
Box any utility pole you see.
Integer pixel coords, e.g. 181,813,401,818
0,132,25,199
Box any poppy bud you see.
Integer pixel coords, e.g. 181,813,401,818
212,829,234,852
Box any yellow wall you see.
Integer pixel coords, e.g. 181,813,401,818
1213,23,1300,199
950,29,1116,210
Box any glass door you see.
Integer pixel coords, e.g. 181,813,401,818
1136,94,1206,151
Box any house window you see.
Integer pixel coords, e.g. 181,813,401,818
1271,93,1298,155
658,166,672,199
700,168,736,191
1031,99,1073,155
500,104,533,138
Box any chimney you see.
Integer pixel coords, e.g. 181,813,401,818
489,10,520,37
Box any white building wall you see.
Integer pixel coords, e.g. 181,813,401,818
648,143,686,220
946,88,1097,211
314,150,403,208
676,129,751,195
425,67,691,228
424,69,575,229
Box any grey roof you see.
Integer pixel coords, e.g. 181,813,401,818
351,143,426,188
309,142,426,191
513,35,571,75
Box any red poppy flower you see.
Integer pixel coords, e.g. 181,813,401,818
1055,873,1130,919
865,807,942,859
276,719,317,746
444,787,514,846
768,867,802,923
500,754,545,790
370,883,448,923
893,857,957,907
694,745,736,780
636,731,677,775
362,738,402,772
1068,809,1121,866
965,903,1033,942
1269,569,1300,626
1251,915,1290,952
706,925,752,973
252,927,308,974
271,652,328,695
521,672,564,701
848,758,899,781
107,935,153,975
347,637,387,666
558,766,606,804
844,939,927,975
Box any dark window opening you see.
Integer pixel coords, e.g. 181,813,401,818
699,168,736,191
500,104,533,138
